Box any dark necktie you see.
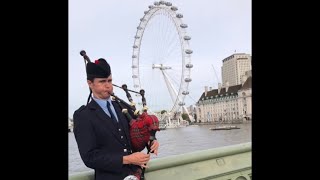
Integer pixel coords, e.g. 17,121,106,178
107,101,118,123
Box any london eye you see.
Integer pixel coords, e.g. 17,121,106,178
131,1,193,121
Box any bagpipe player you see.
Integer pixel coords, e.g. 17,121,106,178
73,56,159,180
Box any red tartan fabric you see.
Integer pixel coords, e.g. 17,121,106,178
131,168,142,180
130,112,159,152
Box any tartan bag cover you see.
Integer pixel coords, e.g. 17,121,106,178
129,112,160,152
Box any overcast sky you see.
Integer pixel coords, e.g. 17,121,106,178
69,0,251,118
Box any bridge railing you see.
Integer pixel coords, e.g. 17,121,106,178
69,142,251,180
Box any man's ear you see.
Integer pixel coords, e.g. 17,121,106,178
87,80,93,87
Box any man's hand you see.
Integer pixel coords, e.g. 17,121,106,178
123,152,150,168
148,140,159,155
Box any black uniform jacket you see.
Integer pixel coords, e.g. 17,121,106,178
73,99,138,180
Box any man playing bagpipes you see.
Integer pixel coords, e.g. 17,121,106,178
73,51,160,180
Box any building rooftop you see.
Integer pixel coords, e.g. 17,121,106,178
240,76,252,90
198,76,252,102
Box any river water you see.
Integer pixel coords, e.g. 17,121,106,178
69,122,251,175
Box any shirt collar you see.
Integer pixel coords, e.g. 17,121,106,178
92,96,112,108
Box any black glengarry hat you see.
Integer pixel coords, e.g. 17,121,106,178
86,58,111,80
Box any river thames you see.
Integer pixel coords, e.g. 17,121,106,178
69,122,251,175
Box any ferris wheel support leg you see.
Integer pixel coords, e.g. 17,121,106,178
161,70,187,123
161,70,179,104
182,105,194,122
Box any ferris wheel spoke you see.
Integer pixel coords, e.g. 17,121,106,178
162,34,180,64
162,14,176,51
160,15,176,63
164,38,181,60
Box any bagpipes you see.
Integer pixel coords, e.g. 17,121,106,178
80,50,160,180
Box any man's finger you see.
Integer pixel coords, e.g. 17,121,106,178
154,149,158,155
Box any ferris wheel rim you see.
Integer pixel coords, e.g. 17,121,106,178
131,2,193,114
